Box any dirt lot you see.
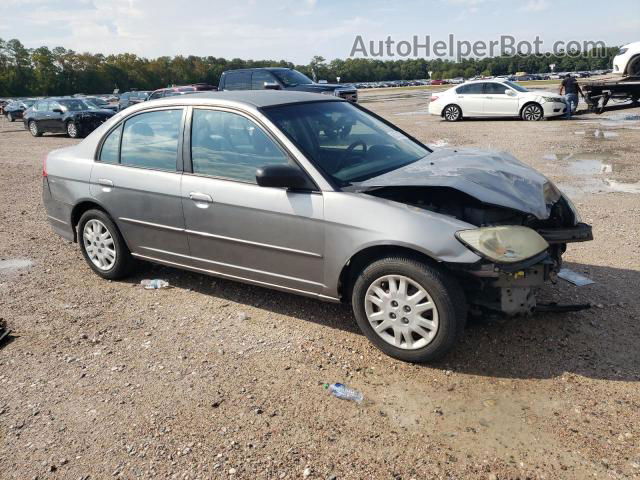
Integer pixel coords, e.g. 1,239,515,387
1,94,639,480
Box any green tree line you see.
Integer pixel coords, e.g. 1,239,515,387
0,38,620,97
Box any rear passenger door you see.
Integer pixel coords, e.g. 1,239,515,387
455,83,484,116
90,108,190,262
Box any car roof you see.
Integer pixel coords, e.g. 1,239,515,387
223,67,292,73
144,90,344,109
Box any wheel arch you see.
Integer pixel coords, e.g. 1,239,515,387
625,54,640,76
70,199,120,244
441,103,462,119
337,244,443,303
520,101,543,119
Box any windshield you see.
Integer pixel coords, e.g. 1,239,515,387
88,98,107,105
263,101,430,186
59,99,98,111
271,69,314,87
23,100,35,107
504,80,528,92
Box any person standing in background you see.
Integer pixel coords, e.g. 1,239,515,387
559,74,584,119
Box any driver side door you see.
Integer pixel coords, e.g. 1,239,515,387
180,107,326,295
482,82,520,116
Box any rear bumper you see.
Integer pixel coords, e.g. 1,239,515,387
43,177,75,242
428,102,443,116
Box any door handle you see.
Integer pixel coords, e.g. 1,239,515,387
97,179,114,187
189,192,213,203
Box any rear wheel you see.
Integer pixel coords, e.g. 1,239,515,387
521,103,544,121
443,104,462,122
351,256,467,363
29,120,43,137
78,209,133,280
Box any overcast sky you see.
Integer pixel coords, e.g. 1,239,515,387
1,0,638,63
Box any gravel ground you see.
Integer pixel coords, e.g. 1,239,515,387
1,95,639,480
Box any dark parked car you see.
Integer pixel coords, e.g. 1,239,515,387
117,91,150,111
4,99,36,121
147,84,216,101
218,68,358,102
24,98,115,138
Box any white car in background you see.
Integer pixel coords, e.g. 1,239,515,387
428,79,567,121
613,42,640,77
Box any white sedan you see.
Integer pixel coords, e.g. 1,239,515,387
428,80,567,121
613,41,640,77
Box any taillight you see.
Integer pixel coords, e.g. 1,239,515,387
430,96,439,102
43,155,47,177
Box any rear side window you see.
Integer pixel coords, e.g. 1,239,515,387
100,126,122,164
148,91,164,100
120,109,183,171
223,71,251,90
191,109,290,182
456,83,484,94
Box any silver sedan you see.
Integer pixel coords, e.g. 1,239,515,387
42,90,592,362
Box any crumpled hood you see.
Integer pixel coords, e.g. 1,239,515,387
354,148,555,219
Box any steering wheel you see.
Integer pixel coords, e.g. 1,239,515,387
335,140,367,172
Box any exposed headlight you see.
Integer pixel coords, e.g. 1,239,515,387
562,194,583,224
542,96,564,103
618,47,628,55
456,226,549,264
543,180,562,204
320,90,335,95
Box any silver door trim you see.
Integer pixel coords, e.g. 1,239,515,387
119,217,322,258
47,215,68,225
138,246,325,287
130,252,338,302
185,229,323,258
119,217,185,232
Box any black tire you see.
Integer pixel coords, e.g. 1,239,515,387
66,121,80,138
521,103,544,121
78,209,133,280
7,113,14,122
29,120,43,137
442,104,462,122
351,256,467,363
627,55,640,77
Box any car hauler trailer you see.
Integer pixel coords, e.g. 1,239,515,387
582,76,640,114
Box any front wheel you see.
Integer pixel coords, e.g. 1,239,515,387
443,104,462,122
78,209,133,280
67,121,80,138
6,113,14,122
29,120,43,137
521,103,544,121
351,256,467,363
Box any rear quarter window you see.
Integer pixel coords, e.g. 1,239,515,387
223,71,251,90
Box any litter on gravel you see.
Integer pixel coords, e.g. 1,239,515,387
558,268,595,286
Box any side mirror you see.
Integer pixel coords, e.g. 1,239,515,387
52,108,63,113
256,164,314,191
505,89,516,96
263,82,281,90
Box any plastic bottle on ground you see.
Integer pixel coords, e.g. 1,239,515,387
324,383,363,403
140,279,170,289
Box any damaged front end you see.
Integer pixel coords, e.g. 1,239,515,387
353,149,593,316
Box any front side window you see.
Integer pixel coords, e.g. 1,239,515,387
251,71,275,89
120,109,183,171
484,83,510,94
503,80,528,92
263,101,430,186
191,109,290,183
